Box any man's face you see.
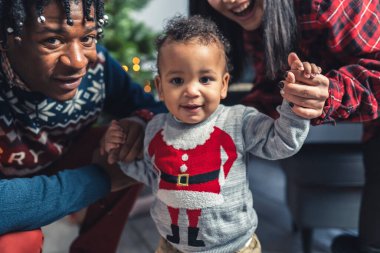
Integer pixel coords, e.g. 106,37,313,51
4,0,98,101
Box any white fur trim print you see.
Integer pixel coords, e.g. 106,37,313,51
162,116,217,150
157,189,224,209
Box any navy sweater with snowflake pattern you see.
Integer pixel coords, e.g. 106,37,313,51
0,45,164,234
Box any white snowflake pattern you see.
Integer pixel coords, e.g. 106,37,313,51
26,100,56,121
63,90,86,115
87,80,103,103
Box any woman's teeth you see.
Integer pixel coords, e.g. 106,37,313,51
232,1,254,16
234,2,250,13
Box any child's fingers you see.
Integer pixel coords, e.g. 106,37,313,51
302,62,312,78
290,61,304,71
107,131,126,142
285,71,296,83
109,121,124,132
310,63,321,76
104,127,126,145
289,68,324,85
105,133,124,145
288,52,304,71
105,142,120,153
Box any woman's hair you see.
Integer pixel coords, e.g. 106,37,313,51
0,0,105,47
189,0,298,81
155,15,231,75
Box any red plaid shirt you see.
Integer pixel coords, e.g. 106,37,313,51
242,0,380,141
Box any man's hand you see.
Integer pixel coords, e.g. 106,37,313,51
92,149,137,192
281,52,330,119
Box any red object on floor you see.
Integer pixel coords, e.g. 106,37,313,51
0,229,44,253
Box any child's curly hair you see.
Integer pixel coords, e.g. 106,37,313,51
155,15,232,74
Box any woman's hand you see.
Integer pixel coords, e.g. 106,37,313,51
281,52,330,119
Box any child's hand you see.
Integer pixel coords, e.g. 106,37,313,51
117,118,144,163
100,120,126,164
279,52,329,119
288,53,322,79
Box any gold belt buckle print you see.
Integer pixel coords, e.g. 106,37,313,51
177,174,189,186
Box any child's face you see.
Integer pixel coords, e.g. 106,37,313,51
155,41,229,124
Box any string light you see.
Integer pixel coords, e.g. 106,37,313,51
144,80,152,93
132,56,141,72
132,57,140,65
133,64,140,72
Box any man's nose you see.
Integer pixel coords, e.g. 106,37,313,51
59,43,88,69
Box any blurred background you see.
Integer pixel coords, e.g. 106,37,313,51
101,0,188,95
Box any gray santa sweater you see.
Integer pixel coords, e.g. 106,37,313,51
119,101,309,252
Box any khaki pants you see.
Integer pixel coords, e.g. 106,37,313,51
156,234,261,253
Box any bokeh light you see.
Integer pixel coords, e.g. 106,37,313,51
133,64,141,72
132,57,140,65
144,80,152,93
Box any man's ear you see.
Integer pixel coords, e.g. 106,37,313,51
154,75,164,101
220,72,230,99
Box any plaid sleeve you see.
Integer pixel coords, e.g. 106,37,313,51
300,0,380,124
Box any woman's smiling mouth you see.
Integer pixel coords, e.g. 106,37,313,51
232,0,255,17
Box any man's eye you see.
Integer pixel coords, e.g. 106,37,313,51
81,36,96,46
44,38,61,45
170,78,184,85
199,76,211,84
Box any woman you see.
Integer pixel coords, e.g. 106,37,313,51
189,0,380,253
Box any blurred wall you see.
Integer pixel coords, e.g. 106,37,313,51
131,0,189,32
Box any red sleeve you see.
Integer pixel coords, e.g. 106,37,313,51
302,0,380,124
218,128,237,178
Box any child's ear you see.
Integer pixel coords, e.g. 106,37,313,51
220,72,230,99
154,75,164,101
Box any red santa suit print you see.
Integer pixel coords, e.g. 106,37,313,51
148,119,237,246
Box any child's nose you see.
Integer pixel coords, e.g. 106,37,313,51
184,83,200,97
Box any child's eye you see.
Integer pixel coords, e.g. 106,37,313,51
199,76,211,84
170,78,184,85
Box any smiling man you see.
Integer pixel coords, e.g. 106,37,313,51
0,0,163,252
